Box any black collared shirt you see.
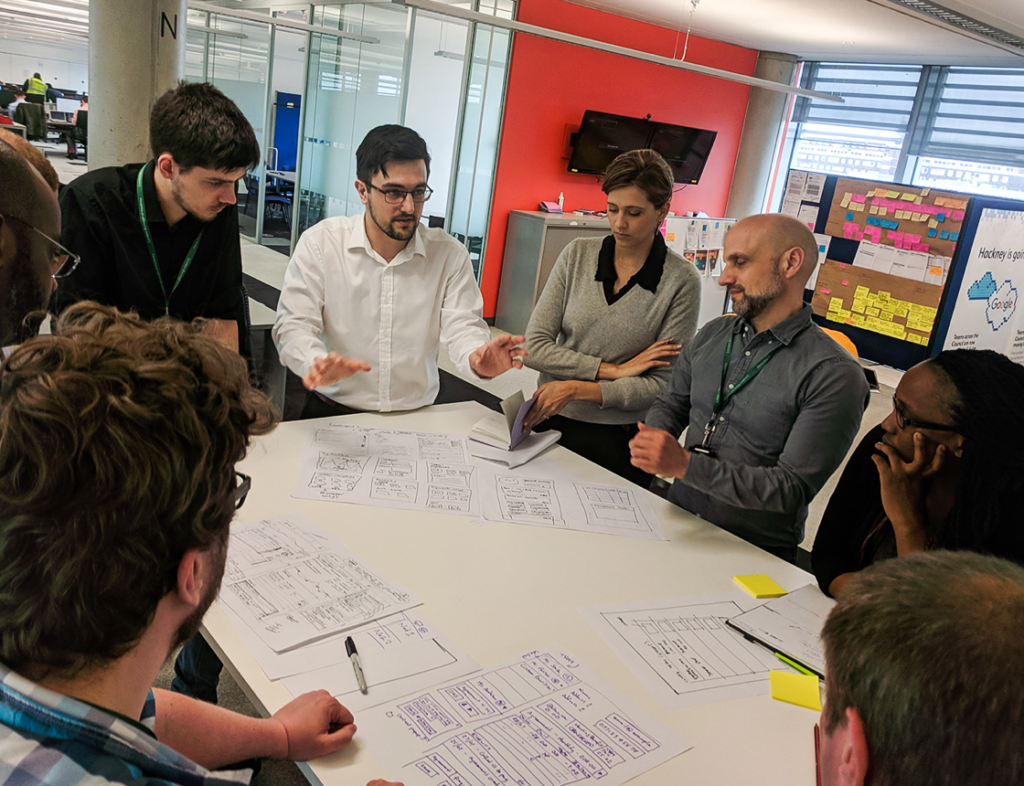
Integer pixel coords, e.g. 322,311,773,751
594,232,667,305
56,160,250,359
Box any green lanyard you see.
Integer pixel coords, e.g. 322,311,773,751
696,323,809,453
136,166,204,316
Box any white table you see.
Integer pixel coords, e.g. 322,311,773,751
206,402,818,786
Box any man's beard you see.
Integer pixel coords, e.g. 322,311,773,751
171,178,219,223
1,236,50,346
366,198,417,241
733,266,785,323
170,531,228,654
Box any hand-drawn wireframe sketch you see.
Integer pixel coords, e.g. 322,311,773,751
293,423,480,517
478,470,666,540
357,644,690,786
579,593,790,708
220,513,420,652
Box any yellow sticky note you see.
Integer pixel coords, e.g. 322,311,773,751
829,297,845,311
901,192,916,201
886,190,900,199
866,307,880,317
840,193,851,208
879,207,888,216
921,188,931,196
869,206,879,215
852,299,866,313
914,196,923,205
854,286,869,298
733,574,787,599
770,671,822,711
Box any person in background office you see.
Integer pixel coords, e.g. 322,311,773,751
817,551,1024,786
0,137,67,349
6,88,25,119
0,83,15,111
55,81,259,360
629,213,869,562
274,123,526,418
44,82,63,103
0,304,401,786
72,92,88,126
23,72,45,102
521,149,700,486
812,349,1024,597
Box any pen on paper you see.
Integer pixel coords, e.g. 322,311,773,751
775,651,816,677
346,635,367,694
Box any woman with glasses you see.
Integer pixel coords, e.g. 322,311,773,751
521,149,701,486
812,349,1024,597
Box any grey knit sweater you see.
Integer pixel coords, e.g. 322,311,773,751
524,236,702,425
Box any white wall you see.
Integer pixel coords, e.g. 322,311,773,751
0,39,88,92
271,28,305,99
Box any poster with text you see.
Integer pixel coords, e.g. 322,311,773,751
942,209,1024,364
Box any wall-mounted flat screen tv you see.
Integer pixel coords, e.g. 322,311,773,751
568,109,717,185
567,111,653,177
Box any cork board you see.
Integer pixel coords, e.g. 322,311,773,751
811,260,943,345
824,177,969,259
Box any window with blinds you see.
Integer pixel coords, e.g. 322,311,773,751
908,67,1024,167
793,63,924,132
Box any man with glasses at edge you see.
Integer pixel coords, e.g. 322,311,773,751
0,302,401,786
274,124,526,419
54,81,260,360
812,348,1024,597
0,136,78,352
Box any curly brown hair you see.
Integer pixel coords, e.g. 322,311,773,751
0,302,276,679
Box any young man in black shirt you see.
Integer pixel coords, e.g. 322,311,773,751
56,81,260,359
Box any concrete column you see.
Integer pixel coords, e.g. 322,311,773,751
88,0,187,169
724,51,799,220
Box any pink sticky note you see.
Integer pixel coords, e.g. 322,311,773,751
844,226,855,239
906,234,921,244
842,280,849,286
856,232,864,241
952,210,965,220
820,288,831,295
913,243,927,252
839,263,847,269
887,231,896,239
895,232,905,244
851,194,866,203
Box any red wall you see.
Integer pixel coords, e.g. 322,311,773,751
481,0,759,316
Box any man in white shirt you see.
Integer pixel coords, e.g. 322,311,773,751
274,124,525,418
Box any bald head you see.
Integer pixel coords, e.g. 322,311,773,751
0,138,61,346
733,213,818,288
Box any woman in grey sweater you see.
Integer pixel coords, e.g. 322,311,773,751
522,149,701,486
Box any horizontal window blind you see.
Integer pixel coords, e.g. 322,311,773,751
908,67,1024,167
793,63,923,132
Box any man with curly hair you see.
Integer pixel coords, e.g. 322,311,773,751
0,303,399,786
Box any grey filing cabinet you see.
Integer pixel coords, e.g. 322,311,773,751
495,210,610,335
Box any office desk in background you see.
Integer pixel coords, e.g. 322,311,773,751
205,402,819,786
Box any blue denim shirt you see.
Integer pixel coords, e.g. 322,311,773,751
646,305,869,551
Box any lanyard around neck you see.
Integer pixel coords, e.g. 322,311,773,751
136,166,204,316
698,321,810,452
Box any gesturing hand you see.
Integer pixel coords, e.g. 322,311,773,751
628,422,690,478
871,432,947,553
271,690,356,761
522,380,579,430
469,334,527,379
303,352,372,390
604,339,682,380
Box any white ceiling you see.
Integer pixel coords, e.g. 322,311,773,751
2,0,1023,66
566,0,1024,65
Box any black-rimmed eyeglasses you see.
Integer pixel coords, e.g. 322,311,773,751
232,472,252,510
365,184,433,204
1,213,80,279
892,393,958,432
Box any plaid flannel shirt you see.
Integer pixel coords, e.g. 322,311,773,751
0,662,251,785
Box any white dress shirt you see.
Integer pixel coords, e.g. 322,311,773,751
273,212,491,411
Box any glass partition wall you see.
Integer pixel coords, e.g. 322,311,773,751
185,2,514,282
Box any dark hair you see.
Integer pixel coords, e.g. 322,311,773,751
822,551,1024,786
0,303,276,679
356,124,431,185
601,149,674,207
149,81,260,172
926,349,1024,553
0,129,59,192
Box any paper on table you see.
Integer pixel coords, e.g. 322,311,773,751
475,461,666,540
725,584,835,676
579,593,786,707
292,422,482,517
469,390,534,450
220,513,420,652
356,643,691,786
468,429,561,468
